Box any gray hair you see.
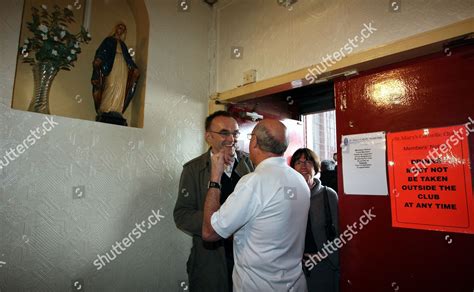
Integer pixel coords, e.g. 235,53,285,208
254,123,288,155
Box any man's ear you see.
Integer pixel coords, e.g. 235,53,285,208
251,139,259,151
204,131,211,144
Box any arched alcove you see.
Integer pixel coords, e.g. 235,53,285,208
11,0,149,128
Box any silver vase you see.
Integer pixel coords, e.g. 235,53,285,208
28,62,59,114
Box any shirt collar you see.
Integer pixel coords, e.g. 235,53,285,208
255,156,286,170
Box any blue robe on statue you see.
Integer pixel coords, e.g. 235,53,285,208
91,36,139,114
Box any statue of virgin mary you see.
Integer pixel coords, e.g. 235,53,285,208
91,22,139,126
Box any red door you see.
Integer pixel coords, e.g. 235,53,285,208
336,44,474,291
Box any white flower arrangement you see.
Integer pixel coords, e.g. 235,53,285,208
20,4,91,71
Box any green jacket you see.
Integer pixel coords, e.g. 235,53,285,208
174,150,254,292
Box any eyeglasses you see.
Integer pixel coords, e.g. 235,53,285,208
247,133,255,140
208,130,240,138
294,160,314,167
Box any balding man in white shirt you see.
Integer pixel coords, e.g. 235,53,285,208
203,119,310,292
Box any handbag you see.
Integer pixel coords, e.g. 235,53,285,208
323,186,337,241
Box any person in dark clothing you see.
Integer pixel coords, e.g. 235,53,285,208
290,149,339,292
174,111,254,292
320,159,338,193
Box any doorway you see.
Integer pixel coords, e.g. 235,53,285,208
304,110,337,162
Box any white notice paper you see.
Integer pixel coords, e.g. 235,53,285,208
341,131,388,195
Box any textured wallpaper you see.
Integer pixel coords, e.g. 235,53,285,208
215,0,474,92
0,0,212,291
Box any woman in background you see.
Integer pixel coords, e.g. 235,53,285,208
290,148,339,292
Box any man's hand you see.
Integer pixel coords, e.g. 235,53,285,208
203,146,236,242
210,149,226,182
223,144,235,164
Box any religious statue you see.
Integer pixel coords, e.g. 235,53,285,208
91,22,139,126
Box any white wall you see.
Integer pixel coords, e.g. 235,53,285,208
0,0,212,290
213,0,474,92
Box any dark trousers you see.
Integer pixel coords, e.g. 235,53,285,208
305,259,339,292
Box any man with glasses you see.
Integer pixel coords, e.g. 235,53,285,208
202,119,310,292
174,111,254,292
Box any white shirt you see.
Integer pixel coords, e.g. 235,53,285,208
211,157,310,292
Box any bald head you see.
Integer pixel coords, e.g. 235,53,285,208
253,119,289,155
